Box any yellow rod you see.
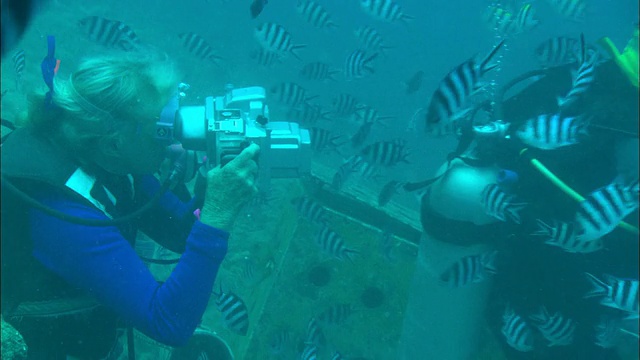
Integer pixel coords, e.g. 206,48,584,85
520,149,640,235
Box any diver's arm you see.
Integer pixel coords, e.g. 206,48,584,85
28,188,227,347
133,174,202,254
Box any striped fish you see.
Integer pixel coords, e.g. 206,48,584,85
332,93,359,117
353,26,393,55
533,219,603,253
309,127,343,152
557,34,597,108
300,62,340,81
300,344,317,360
305,317,326,347
546,0,586,22
502,306,535,352
360,0,413,24
250,47,282,67
332,157,360,190
529,306,576,346
358,139,410,167
78,16,140,51
585,273,639,317
439,250,498,287
317,303,356,326
515,114,587,150
315,226,359,261
213,289,250,336
178,32,223,64
12,49,24,91
344,50,378,80
352,155,380,180
268,330,293,355
514,3,539,33
535,36,580,68
485,3,537,37
288,104,333,125
296,0,337,29
330,352,344,360
270,82,314,107
575,179,639,242
425,41,504,133
378,180,406,206
594,316,623,348
481,183,526,224
350,120,376,149
292,196,328,225
254,23,306,60
353,105,394,125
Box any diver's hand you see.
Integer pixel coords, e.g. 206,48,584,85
199,144,260,232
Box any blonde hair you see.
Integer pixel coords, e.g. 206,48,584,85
26,48,181,163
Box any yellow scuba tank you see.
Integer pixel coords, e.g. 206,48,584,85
598,25,639,88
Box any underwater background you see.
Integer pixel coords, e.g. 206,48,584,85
1,0,639,359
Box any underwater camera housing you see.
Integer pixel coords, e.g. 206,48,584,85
174,85,312,188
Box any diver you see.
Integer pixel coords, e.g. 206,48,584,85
397,26,638,360
0,48,259,359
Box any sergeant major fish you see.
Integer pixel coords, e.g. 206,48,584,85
344,50,378,80
213,288,250,336
78,16,140,51
529,306,576,346
557,34,598,108
360,0,414,25
515,113,588,150
425,40,504,133
439,250,498,287
481,183,526,223
178,32,223,64
254,23,306,60
502,305,535,352
296,0,337,29
315,226,359,262
585,273,639,318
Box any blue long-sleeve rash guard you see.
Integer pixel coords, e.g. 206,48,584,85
28,175,228,347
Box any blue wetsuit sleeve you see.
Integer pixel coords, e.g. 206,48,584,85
133,175,204,254
29,189,228,347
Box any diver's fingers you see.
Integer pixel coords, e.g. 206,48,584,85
231,143,260,167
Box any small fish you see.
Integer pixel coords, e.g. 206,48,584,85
305,317,326,347
250,0,268,19
315,226,359,262
358,139,410,167
533,219,603,253
379,229,397,262
330,351,345,360
250,47,282,67
332,157,360,190
502,306,535,352
513,3,539,34
317,303,356,326
350,120,376,149
178,32,223,64
594,316,622,348
529,306,576,346
515,114,588,150
557,34,598,108
270,82,314,107
78,16,140,51
484,5,518,36
12,49,25,91
254,23,306,60
300,343,318,360
360,0,414,25
344,50,378,80
289,104,333,125
546,0,586,22
331,93,360,117
403,70,424,94
439,250,498,287
308,127,344,152
292,196,328,225
535,36,580,67
352,155,380,180
575,178,639,242
584,273,639,317
296,0,337,29
213,288,250,336
481,183,526,223
300,62,340,81
353,105,394,125
268,330,293,355
378,180,405,206
426,41,504,133
353,26,393,55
